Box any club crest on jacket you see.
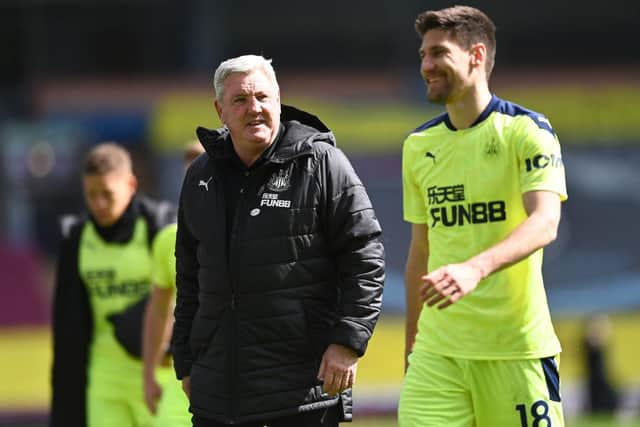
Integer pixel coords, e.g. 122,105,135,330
266,164,293,192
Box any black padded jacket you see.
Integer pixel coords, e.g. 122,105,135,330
172,107,385,424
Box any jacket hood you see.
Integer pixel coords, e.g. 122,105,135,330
195,105,336,162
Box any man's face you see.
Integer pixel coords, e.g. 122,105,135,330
419,29,475,104
83,171,137,227
215,70,281,158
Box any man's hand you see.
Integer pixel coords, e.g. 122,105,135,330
317,344,358,396
420,261,483,309
143,375,162,414
181,376,191,399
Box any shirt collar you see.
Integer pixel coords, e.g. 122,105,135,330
443,94,499,131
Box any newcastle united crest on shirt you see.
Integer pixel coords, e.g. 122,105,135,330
260,164,294,208
266,164,293,192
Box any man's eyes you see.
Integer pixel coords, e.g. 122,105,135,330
232,94,269,103
88,192,113,200
420,48,446,58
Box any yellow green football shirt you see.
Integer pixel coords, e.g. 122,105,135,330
151,224,178,290
403,95,567,359
79,217,152,388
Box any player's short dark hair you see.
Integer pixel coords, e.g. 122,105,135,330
415,5,496,78
83,142,133,176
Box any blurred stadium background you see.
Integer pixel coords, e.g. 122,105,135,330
1,0,639,426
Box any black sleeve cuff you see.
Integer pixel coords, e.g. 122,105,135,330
330,323,370,357
173,355,193,380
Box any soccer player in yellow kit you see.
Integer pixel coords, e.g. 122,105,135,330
51,143,176,427
398,6,567,427
142,142,205,427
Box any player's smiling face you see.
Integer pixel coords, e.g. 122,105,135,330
419,29,474,104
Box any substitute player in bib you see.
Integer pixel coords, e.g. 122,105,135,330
142,141,205,427
398,6,567,427
51,143,176,427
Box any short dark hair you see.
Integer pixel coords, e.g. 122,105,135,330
415,5,496,78
83,142,133,176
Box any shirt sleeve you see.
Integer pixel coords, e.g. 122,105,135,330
517,115,568,201
151,224,178,289
173,172,201,379
403,137,429,223
321,146,385,357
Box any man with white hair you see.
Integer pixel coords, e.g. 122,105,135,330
171,55,385,426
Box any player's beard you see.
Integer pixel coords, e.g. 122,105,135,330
425,68,468,105
426,75,453,104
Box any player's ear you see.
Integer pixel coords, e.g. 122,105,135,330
214,100,225,124
128,173,138,193
469,43,487,68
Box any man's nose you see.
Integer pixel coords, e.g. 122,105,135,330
420,55,435,71
421,56,435,72
248,96,261,113
93,197,108,209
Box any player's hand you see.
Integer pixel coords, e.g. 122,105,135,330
181,376,191,399
144,375,163,414
317,344,358,396
420,262,483,309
